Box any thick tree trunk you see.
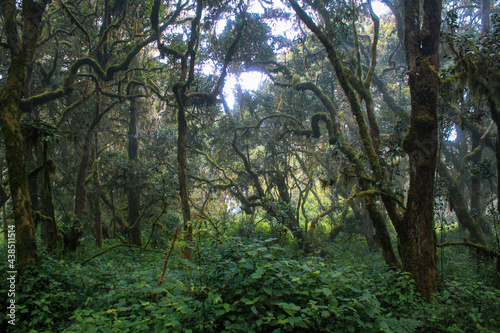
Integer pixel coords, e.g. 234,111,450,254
400,0,443,301
0,0,49,270
0,69,37,269
128,85,142,246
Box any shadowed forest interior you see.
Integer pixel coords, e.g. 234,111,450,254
0,0,500,331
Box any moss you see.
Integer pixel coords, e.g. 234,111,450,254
415,112,435,125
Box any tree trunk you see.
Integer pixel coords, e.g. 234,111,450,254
1,170,10,242
0,0,49,270
128,85,142,246
360,201,376,249
91,134,103,248
481,0,491,34
399,0,442,301
174,83,193,260
439,161,487,245
72,98,105,252
75,92,105,221
40,141,63,258
0,71,37,270
74,126,95,221
470,131,484,226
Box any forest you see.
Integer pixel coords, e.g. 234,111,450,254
0,0,499,331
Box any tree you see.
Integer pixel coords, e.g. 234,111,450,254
283,0,443,300
0,0,51,270
398,0,443,300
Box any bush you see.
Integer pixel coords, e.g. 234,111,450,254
1,238,499,332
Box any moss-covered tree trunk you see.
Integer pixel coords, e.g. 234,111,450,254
174,82,193,260
399,0,442,301
0,0,50,271
128,85,142,246
75,102,99,220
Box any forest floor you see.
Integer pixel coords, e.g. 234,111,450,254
1,233,499,332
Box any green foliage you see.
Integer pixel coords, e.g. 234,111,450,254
2,237,498,332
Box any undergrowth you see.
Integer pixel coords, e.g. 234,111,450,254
0,237,499,332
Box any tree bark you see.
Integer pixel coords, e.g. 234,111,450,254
0,0,50,271
399,0,443,301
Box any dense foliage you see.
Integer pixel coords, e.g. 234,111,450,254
1,234,499,332
1,0,500,331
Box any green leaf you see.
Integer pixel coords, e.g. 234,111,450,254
243,262,254,270
322,287,332,297
250,266,265,279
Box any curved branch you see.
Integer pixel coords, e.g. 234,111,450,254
436,240,498,259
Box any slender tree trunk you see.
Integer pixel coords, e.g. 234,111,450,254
481,0,491,34
75,124,96,219
40,141,63,257
71,97,105,252
128,85,142,246
399,0,442,301
91,134,103,248
360,201,376,249
470,131,483,222
439,161,487,245
75,92,104,220
174,83,193,260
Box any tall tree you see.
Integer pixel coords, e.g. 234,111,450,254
285,0,444,300
0,0,50,270
127,83,143,246
399,0,443,299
